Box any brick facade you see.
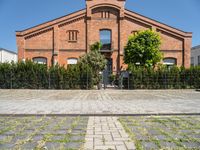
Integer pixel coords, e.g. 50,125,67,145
16,0,192,70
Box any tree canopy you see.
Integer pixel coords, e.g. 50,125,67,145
124,29,163,68
78,42,106,85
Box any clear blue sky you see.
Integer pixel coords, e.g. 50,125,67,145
0,0,200,52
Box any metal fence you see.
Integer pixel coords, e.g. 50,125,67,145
0,71,200,90
118,72,200,90
0,73,93,90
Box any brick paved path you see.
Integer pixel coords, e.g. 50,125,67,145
84,117,135,150
0,90,200,115
0,90,200,114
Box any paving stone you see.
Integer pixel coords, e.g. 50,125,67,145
71,129,84,134
44,142,63,149
32,135,44,141
0,135,8,141
84,117,135,150
142,141,158,150
182,142,200,148
0,90,200,114
94,145,115,150
160,141,177,148
154,135,167,140
189,134,200,139
51,135,65,141
125,141,136,149
135,134,149,140
0,143,16,149
64,142,82,149
11,135,28,143
70,135,85,141
170,134,184,139
147,129,160,135
52,129,67,135
116,145,127,150
20,142,37,149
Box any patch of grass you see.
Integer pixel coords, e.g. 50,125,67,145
119,118,143,150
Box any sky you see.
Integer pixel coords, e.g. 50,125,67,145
0,0,200,52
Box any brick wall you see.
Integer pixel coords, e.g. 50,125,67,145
16,0,192,69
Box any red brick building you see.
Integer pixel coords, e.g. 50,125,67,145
16,0,192,73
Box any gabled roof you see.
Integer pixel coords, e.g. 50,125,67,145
0,48,17,54
16,6,192,38
16,9,86,36
124,9,192,38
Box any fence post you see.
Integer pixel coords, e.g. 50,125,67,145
165,72,167,89
86,65,88,90
48,72,51,89
128,73,130,90
10,70,12,89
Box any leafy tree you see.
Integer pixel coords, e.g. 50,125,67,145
124,29,163,68
78,42,107,85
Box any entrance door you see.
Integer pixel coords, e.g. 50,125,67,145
103,58,113,86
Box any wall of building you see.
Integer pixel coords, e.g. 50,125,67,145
191,46,200,66
0,50,17,63
16,0,192,69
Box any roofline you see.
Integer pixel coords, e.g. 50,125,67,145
0,48,17,54
192,45,200,50
125,9,192,35
16,8,86,33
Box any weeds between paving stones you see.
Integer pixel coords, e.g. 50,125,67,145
119,116,200,150
0,116,88,150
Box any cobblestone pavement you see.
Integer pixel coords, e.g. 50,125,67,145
0,116,88,149
119,115,200,150
84,117,135,150
0,90,200,114
0,116,200,150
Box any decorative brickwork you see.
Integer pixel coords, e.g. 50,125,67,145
16,0,192,69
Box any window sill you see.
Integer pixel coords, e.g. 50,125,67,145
68,40,77,43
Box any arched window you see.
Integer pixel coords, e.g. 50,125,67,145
100,29,111,50
67,58,78,65
33,57,47,65
163,58,177,66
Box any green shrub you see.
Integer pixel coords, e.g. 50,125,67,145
0,60,93,89
127,65,200,89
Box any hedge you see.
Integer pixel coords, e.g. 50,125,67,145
1,61,200,90
123,65,200,89
0,61,93,89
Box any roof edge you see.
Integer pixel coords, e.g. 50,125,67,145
0,48,17,54
125,9,192,36
192,45,200,50
16,8,86,33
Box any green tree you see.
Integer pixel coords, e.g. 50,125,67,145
124,29,163,68
78,42,107,85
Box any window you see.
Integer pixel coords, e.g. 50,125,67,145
33,57,47,65
67,30,78,42
198,56,200,66
100,29,111,50
67,58,78,65
163,58,176,66
191,57,194,66
101,11,110,18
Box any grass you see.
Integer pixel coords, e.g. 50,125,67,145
0,116,88,150
119,116,200,150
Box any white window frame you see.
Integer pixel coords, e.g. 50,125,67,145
33,57,47,65
163,58,176,66
67,58,78,65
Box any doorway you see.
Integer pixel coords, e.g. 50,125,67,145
103,58,113,86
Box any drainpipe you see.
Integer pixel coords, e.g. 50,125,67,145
52,28,55,66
